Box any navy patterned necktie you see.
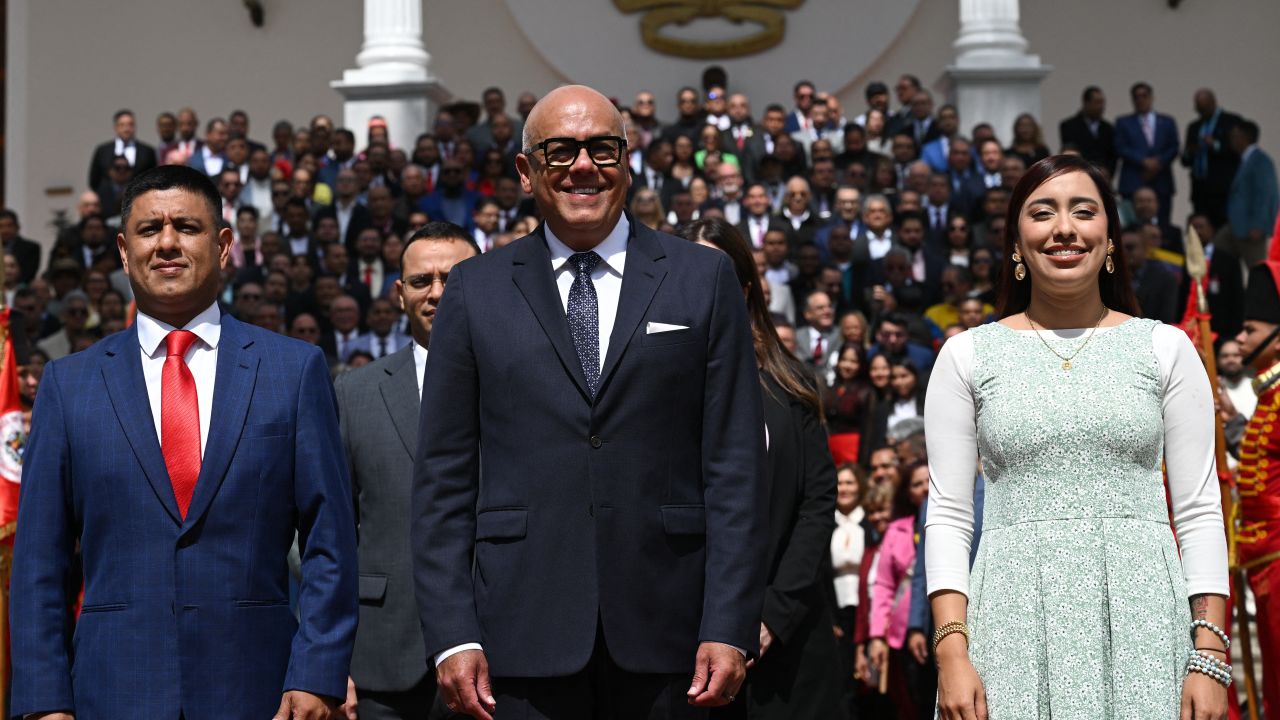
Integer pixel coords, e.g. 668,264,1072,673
567,251,602,395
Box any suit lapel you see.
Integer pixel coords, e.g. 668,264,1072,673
183,316,258,529
101,326,183,525
380,347,421,458
511,230,592,400
599,223,666,392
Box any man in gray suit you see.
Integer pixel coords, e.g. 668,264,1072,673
335,221,478,719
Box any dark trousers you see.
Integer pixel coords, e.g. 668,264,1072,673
835,606,859,720
356,673,439,720
492,626,706,720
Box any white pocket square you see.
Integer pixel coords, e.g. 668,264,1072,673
646,322,689,334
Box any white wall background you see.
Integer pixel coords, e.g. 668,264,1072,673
8,0,1279,251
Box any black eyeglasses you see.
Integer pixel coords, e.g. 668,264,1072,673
528,136,627,168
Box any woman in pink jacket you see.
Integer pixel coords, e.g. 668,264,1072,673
868,461,930,719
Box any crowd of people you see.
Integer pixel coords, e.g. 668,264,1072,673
5,69,1279,720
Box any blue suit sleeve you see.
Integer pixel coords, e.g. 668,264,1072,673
907,500,930,632
9,361,77,716
699,255,769,652
1114,119,1147,165
1156,116,1180,167
285,347,359,699
412,264,483,657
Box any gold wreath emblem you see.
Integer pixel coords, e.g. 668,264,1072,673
614,0,805,59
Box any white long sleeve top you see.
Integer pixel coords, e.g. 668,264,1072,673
924,323,1229,599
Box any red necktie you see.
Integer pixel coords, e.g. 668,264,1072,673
364,264,373,289
813,335,824,362
162,330,202,519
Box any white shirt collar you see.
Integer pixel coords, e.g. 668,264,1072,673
136,302,222,358
413,340,429,398
545,214,630,278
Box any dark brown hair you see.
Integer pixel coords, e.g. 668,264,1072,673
893,460,929,519
995,155,1139,318
682,217,821,417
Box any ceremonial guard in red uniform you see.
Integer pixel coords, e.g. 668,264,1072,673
1234,260,1280,718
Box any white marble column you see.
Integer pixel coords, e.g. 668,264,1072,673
332,0,450,153
946,0,1051,147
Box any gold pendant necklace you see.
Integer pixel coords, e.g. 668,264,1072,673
1026,307,1109,371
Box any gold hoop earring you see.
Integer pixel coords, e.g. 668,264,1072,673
1105,240,1115,274
1012,249,1026,281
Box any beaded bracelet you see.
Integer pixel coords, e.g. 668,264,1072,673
1186,649,1233,688
1190,619,1231,651
932,621,970,653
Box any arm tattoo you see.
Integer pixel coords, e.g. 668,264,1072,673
1190,594,1210,621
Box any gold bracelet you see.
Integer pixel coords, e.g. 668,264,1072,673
933,621,970,653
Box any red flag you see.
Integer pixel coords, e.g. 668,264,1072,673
1178,275,1215,350
0,308,26,541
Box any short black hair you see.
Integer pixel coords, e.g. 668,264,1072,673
119,165,221,228
237,205,260,221
0,209,18,225
897,210,926,228
877,311,911,332
1237,119,1261,144
1130,81,1153,99
483,86,504,100
113,109,134,123
473,197,499,213
334,128,356,144
793,79,815,95
764,103,786,116
400,220,478,267
1082,85,1103,103
157,111,176,122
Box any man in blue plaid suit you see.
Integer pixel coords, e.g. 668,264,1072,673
9,165,357,720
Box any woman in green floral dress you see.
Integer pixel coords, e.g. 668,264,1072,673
923,155,1231,719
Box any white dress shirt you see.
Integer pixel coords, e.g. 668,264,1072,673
359,259,385,297
334,328,359,362
546,215,630,372
831,506,866,608
413,341,429,399
746,214,770,249
335,199,356,245
136,303,221,456
200,145,225,177
114,138,137,166
289,235,311,257
867,229,894,261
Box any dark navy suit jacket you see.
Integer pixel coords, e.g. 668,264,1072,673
1115,112,1180,197
10,315,358,720
412,218,768,677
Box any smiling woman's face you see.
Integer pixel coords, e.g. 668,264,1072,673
1015,170,1109,294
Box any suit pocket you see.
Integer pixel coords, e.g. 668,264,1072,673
661,505,706,535
475,508,528,541
242,421,291,439
641,327,697,348
358,574,389,603
79,602,128,614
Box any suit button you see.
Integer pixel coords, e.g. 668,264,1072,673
590,435,602,449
